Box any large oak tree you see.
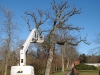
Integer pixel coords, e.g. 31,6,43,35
23,1,89,75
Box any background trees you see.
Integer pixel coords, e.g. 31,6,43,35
78,54,87,63
0,6,20,75
92,33,100,54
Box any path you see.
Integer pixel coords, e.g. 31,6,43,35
64,68,75,75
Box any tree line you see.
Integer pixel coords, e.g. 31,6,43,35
79,54,100,63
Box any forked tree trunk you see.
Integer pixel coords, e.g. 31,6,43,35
45,49,53,75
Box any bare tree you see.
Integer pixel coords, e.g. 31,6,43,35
91,33,100,54
0,6,19,75
23,1,89,75
55,28,69,72
65,45,79,68
94,33,100,44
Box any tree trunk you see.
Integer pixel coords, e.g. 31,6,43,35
4,39,10,75
67,59,70,68
61,46,64,72
4,63,7,75
45,49,53,75
4,54,8,75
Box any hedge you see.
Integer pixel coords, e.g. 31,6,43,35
75,63,97,70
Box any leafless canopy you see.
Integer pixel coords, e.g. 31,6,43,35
23,1,90,75
23,0,90,48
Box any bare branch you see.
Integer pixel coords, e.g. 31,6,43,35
94,33,100,44
59,1,68,16
36,8,47,26
56,35,90,46
21,16,31,31
58,25,84,32
44,12,55,20
62,7,81,23
24,9,48,38
51,0,58,14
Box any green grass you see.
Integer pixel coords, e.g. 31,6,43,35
78,70,99,75
51,71,67,75
51,70,99,75
51,71,66,75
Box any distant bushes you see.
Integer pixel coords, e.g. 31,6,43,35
75,63,97,70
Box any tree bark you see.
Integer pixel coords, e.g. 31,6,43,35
4,59,7,75
45,49,53,75
61,46,64,72
67,58,70,68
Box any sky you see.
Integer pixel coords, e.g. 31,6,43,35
0,0,100,55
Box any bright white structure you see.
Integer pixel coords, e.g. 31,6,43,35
10,29,44,75
11,66,34,75
85,63,100,67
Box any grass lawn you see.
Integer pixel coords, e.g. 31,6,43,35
78,70,99,75
51,70,99,75
51,71,67,75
